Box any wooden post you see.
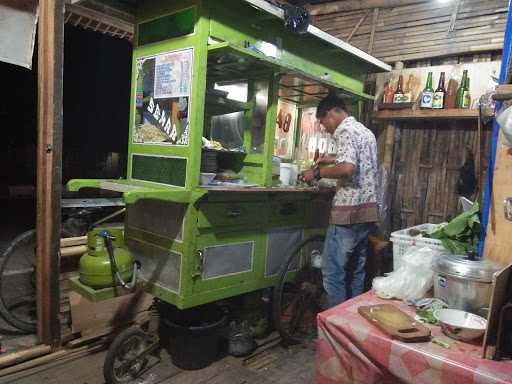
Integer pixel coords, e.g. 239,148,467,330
37,0,64,346
368,7,379,55
382,122,396,171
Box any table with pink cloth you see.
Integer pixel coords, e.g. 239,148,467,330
316,290,512,384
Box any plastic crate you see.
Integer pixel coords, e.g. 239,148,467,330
390,224,446,270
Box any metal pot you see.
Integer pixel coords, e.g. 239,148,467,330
432,254,499,316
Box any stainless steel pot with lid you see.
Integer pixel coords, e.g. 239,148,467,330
432,254,499,316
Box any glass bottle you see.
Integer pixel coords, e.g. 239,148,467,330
432,72,446,109
403,74,414,103
383,81,394,104
445,78,458,109
462,77,471,109
420,72,434,109
393,75,404,103
456,70,468,108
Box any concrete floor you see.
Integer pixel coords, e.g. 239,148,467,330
1,342,316,384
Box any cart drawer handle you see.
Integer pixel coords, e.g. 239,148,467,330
226,208,242,218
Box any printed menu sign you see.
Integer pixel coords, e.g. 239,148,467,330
133,48,193,145
154,50,192,99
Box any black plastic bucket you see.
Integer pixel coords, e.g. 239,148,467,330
160,304,228,370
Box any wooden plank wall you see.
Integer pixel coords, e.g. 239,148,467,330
367,59,499,232
384,121,492,231
311,0,507,63
483,129,512,267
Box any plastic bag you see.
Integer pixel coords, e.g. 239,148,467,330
447,65,463,86
281,4,310,34
479,92,496,124
372,246,442,302
497,105,512,148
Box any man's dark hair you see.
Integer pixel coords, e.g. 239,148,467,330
316,94,346,119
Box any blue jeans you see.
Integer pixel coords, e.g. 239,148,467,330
322,223,370,308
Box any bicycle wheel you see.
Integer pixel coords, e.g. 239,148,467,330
0,229,37,333
0,210,117,333
104,327,151,384
272,235,326,346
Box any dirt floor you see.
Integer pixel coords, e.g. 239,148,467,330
0,198,318,383
1,341,316,384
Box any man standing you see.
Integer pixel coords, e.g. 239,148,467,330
301,94,378,308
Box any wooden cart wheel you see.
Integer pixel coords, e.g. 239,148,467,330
272,235,326,346
104,327,151,384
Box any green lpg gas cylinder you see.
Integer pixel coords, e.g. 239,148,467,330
79,227,134,289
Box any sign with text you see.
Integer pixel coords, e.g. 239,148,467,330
133,48,193,145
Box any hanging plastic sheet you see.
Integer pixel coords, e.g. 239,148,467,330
376,164,390,237
0,0,38,69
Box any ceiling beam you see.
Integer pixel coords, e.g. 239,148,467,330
307,0,429,16
66,4,134,35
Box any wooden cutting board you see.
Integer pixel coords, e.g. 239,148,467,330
358,304,431,342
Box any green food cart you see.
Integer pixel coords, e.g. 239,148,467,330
66,0,390,380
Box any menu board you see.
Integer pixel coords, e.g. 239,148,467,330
274,100,297,159
298,107,336,168
133,48,193,146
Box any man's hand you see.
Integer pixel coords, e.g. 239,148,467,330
315,154,336,166
300,168,316,183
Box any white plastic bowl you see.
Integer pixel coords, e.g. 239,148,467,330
433,308,487,342
200,172,216,185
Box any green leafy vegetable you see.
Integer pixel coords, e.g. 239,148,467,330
416,309,438,324
425,202,480,255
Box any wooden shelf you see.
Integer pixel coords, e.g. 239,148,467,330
372,109,480,121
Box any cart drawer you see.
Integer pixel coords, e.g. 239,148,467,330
197,202,266,228
269,201,305,223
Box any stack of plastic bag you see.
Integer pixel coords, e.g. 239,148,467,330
372,247,443,302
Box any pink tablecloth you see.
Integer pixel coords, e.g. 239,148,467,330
316,290,512,384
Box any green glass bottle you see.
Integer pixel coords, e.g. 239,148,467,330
462,77,471,109
456,70,468,108
420,72,434,108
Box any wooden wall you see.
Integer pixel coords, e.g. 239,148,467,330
367,60,498,233
381,121,491,232
310,0,507,63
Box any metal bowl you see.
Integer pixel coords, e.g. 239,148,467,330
433,308,487,342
